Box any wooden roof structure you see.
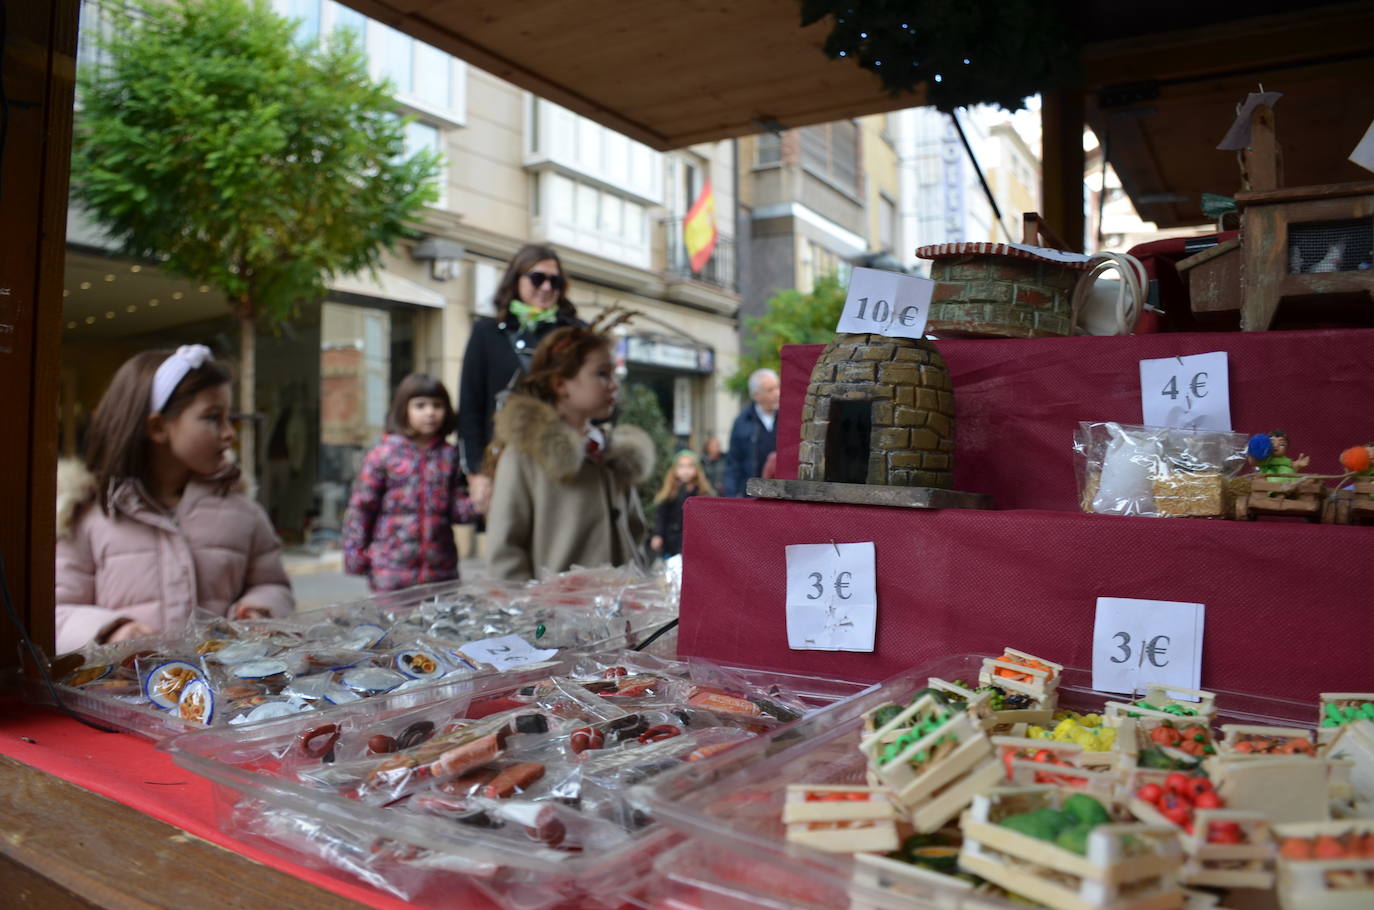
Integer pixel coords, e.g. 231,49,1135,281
345,0,1374,228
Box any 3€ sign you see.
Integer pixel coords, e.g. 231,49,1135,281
835,268,934,340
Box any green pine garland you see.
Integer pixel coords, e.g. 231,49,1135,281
799,0,1081,112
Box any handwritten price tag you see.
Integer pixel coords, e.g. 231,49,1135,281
459,634,557,670
785,542,877,652
1139,352,1231,430
1092,597,1204,696
834,268,934,339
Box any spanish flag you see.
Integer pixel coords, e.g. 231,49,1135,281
684,179,718,274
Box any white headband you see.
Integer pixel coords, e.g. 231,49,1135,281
150,344,214,414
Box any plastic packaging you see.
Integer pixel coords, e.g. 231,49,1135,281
164,653,866,910
1074,421,1249,517
38,570,678,739
636,653,1310,910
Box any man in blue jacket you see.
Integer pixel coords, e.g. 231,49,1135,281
723,368,780,497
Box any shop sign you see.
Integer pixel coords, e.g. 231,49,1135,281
626,336,712,373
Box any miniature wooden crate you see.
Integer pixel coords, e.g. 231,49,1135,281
992,736,1118,797
1107,712,1214,776
1130,798,1274,889
959,786,1185,910
974,655,1060,728
1017,714,1123,770
784,785,901,853
1140,686,1216,721
1273,820,1374,910
928,677,994,725
1323,720,1374,816
1217,724,1319,760
1317,693,1374,746
1214,755,1351,823
860,695,1003,833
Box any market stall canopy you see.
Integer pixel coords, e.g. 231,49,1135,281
346,0,1374,228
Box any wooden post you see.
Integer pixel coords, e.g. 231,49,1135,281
1040,88,1086,253
0,1,79,666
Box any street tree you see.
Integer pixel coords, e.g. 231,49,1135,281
727,273,847,396
71,0,440,489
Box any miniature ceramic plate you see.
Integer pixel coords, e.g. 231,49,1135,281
394,648,444,680
233,659,290,680
144,660,204,710
282,674,336,700
351,624,388,648
228,698,311,726
211,640,270,665
340,666,405,696
66,664,112,688
178,678,215,725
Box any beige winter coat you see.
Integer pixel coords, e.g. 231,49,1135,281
487,395,654,582
54,461,294,654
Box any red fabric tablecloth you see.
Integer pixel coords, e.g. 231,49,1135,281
775,328,1374,510
678,497,1367,703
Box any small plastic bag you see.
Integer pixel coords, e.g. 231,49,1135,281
1074,421,1249,517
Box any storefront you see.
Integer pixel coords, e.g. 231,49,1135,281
617,332,716,450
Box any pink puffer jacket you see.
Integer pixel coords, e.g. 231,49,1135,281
54,461,294,654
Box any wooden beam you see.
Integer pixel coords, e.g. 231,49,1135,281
0,757,371,909
0,0,76,667
1041,88,1086,252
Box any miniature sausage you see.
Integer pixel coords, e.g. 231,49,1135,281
428,731,504,780
687,689,761,716
298,723,340,758
482,762,545,798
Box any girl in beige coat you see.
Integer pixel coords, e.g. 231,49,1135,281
55,347,293,653
486,323,655,582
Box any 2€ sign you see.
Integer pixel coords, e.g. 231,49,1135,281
835,267,934,340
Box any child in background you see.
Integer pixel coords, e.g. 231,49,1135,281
486,320,655,581
650,450,715,558
55,346,294,653
342,374,476,592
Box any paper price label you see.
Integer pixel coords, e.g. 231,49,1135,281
834,268,934,339
785,542,877,652
1092,597,1204,696
460,634,557,670
1139,351,1231,430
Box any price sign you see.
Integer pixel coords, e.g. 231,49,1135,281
834,268,934,339
785,542,877,652
459,634,558,671
1092,597,1205,696
1139,352,1231,430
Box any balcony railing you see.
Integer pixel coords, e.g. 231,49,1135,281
663,217,738,292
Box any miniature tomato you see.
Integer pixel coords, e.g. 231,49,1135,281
1279,837,1313,859
1208,823,1243,845
1184,777,1214,799
1165,772,1190,795
1314,835,1346,859
1233,740,1255,753
1193,790,1223,810
1136,783,1165,804
1361,833,1374,858
1159,795,1192,827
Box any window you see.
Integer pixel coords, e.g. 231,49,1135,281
279,0,321,44
800,121,859,196
536,173,650,268
403,119,446,207
756,132,782,166
879,194,896,252
525,99,663,205
683,162,700,214
372,24,413,94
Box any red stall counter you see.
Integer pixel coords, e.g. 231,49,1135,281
677,496,1368,703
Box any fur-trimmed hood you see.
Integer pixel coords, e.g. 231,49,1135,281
56,460,99,539
492,394,655,486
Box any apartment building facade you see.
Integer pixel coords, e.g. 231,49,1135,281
61,0,742,539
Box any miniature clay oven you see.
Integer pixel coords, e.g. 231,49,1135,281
797,333,955,488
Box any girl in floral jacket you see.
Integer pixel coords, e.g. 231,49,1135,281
342,374,476,592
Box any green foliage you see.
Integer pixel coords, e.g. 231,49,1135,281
70,0,441,322
727,272,847,396
798,0,1080,113
616,384,675,519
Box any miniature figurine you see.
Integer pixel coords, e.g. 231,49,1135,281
1246,431,1309,478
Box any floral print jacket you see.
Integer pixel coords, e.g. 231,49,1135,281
342,434,476,592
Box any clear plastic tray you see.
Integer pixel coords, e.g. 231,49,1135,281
34,576,677,740
164,654,869,910
634,652,1312,910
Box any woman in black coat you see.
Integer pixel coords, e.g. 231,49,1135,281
457,244,581,511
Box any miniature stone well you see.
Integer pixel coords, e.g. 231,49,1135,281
797,333,955,488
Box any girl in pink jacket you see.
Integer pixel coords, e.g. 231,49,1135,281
55,346,294,654
341,374,476,592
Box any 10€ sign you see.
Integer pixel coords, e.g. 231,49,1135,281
785,542,878,652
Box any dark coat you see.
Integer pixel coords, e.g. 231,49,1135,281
456,313,580,473
723,405,776,497
652,485,700,557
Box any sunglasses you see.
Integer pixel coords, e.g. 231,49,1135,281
525,271,565,291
